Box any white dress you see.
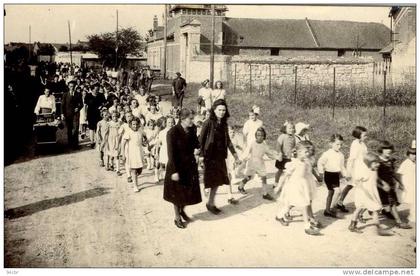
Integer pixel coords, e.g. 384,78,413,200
353,163,382,211
211,88,226,103
242,141,277,177
347,139,368,186
398,158,415,205
242,119,263,146
279,158,316,207
198,87,213,110
123,128,145,169
157,128,170,164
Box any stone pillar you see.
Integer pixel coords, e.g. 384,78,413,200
179,19,201,79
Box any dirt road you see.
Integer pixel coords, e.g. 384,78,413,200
4,139,416,267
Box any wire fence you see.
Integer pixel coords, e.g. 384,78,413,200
230,61,415,108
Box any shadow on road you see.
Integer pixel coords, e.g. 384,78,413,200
4,187,112,220
192,187,272,221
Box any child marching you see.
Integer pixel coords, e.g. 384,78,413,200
317,134,348,218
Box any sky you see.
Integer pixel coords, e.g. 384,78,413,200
4,4,392,44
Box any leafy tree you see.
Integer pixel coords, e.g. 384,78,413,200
87,27,144,67
59,45,69,52
37,44,56,56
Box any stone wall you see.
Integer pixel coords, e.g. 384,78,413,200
229,56,379,92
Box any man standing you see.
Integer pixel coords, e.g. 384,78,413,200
61,81,83,149
172,72,187,108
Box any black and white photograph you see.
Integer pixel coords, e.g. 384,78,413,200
2,2,417,270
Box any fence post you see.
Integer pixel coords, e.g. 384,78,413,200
249,63,252,94
268,64,272,99
332,67,336,119
234,63,237,94
383,70,387,130
294,66,298,107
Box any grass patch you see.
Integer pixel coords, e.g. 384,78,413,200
156,81,415,163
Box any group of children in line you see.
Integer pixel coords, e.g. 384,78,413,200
226,105,415,236
90,84,415,237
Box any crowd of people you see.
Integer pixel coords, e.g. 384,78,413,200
31,64,416,237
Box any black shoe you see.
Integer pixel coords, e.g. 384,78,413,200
174,219,186,229
127,176,133,183
382,210,395,220
228,198,239,205
262,194,275,201
180,210,192,222
336,203,349,213
396,222,412,229
238,186,247,195
275,216,289,226
206,204,221,215
90,143,95,149
324,210,341,219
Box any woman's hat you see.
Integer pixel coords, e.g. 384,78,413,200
295,122,310,135
251,105,260,115
408,140,416,155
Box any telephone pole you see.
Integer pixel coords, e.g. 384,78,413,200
163,4,168,79
28,25,31,63
210,4,215,88
68,21,73,71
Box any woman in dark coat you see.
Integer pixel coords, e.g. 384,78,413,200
199,99,240,215
164,108,202,229
86,84,106,148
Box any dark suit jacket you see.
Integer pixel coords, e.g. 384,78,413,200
61,90,83,119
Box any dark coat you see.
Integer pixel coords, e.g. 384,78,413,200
172,77,187,95
199,119,236,188
86,92,106,130
163,124,202,206
61,90,83,119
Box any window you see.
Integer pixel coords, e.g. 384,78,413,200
338,49,346,57
271,48,279,56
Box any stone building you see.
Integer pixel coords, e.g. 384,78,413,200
147,4,391,82
386,6,416,83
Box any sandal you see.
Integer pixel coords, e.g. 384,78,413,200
238,186,247,195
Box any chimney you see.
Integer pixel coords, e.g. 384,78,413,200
153,15,158,30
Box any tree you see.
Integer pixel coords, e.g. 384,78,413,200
37,44,56,56
87,27,144,68
59,45,69,52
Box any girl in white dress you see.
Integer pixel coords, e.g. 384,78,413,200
275,141,321,236
118,111,134,183
144,119,159,170
198,79,212,114
238,127,278,200
348,153,393,236
155,116,176,182
398,140,416,223
122,117,148,192
336,126,368,212
242,105,263,147
105,112,122,175
211,81,226,104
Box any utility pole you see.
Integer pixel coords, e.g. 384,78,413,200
28,25,31,63
115,9,119,69
163,4,168,79
210,4,215,88
68,21,73,73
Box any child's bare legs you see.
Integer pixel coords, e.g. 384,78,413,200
89,129,95,145
274,169,283,186
99,151,104,167
131,169,139,192
326,189,334,212
116,157,121,175
227,174,238,204
105,155,110,170
238,176,251,194
207,187,219,207
390,204,412,228
337,185,353,207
